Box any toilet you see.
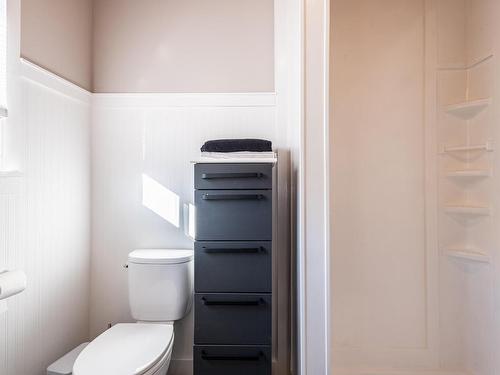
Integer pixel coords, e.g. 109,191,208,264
73,249,194,375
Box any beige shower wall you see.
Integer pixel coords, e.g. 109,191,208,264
330,0,438,370
437,1,500,374
330,0,500,373
21,0,94,91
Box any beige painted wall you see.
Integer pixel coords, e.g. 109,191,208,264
21,0,93,91
93,0,274,93
21,0,274,93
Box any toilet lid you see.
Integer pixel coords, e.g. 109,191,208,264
73,323,173,375
129,249,193,265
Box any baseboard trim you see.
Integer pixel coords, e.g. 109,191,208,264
333,369,470,375
168,359,193,375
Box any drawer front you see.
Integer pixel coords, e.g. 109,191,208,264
195,190,272,241
195,241,272,293
195,163,272,190
194,294,271,345
194,345,271,375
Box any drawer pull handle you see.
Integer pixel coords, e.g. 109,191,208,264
203,246,263,254
201,172,263,180
201,297,264,306
202,193,264,201
201,350,263,361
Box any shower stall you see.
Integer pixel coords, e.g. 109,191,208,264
330,0,500,374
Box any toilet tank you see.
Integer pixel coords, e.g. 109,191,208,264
127,249,194,322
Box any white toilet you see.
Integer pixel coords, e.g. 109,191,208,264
73,249,194,375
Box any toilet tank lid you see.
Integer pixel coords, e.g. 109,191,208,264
128,249,193,264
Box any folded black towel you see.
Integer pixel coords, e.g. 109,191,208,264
201,139,272,153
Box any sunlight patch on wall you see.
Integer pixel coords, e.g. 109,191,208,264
142,174,180,228
183,202,196,239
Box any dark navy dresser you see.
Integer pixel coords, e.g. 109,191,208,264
193,162,273,375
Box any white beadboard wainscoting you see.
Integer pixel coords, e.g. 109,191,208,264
0,174,23,373
1,59,279,375
0,60,91,375
90,92,278,373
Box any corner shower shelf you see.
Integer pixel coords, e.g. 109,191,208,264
442,141,493,154
446,169,491,178
444,205,491,216
446,248,491,263
438,54,494,71
445,98,491,120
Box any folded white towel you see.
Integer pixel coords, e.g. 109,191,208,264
201,151,276,159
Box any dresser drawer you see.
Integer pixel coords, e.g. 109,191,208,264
194,293,272,345
195,163,272,190
194,345,271,375
195,190,272,241
195,241,272,293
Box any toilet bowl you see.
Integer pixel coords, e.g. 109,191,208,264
73,249,193,375
73,323,173,375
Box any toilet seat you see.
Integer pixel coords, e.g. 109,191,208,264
73,323,174,375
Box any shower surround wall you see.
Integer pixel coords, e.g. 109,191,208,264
331,0,500,374
331,0,438,370
437,0,500,373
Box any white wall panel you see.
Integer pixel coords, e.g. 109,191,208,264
0,60,91,375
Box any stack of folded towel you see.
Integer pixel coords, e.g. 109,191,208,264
200,139,276,160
